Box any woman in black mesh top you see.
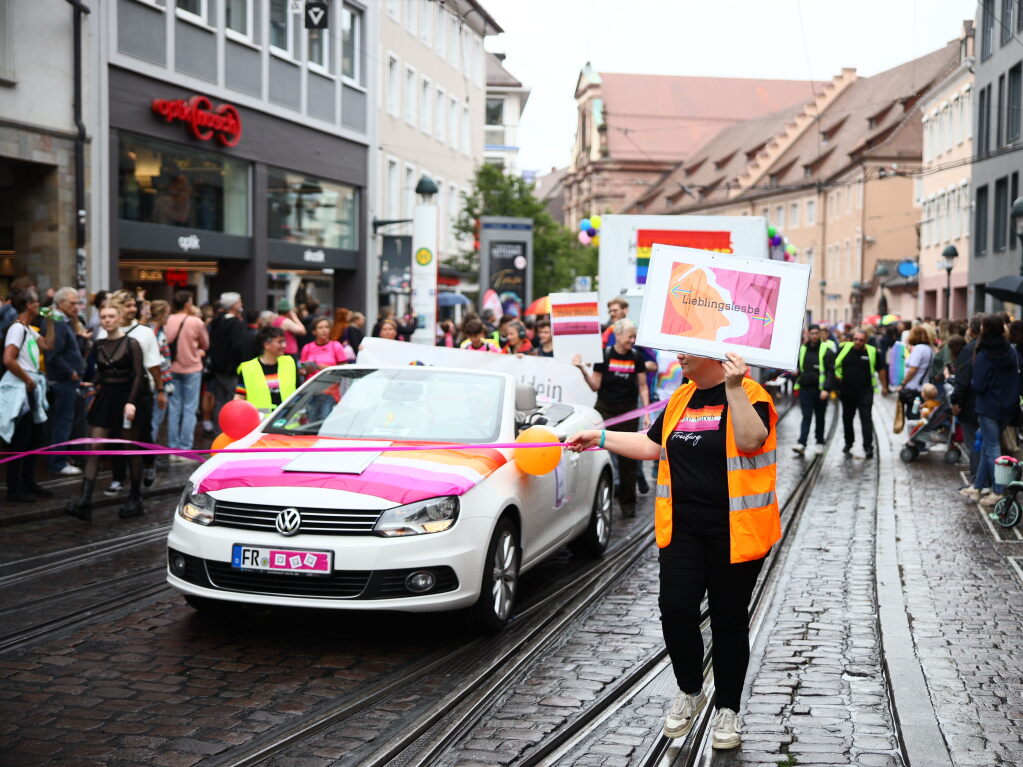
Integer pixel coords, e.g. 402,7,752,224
66,303,147,521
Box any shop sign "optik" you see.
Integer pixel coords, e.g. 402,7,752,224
151,96,243,147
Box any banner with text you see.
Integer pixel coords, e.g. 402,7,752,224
636,244,809,370
549,291,603,365
357,338,596,407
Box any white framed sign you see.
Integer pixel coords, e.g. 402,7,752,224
549,292,603,365
636,244,810,371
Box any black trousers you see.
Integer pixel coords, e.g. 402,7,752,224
659,545,764,711
5,408,44,495
596,398,639,511
798,388,828,446
840,389,874,450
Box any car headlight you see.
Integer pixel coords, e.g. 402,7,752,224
373,496,459,537
177,481,215,526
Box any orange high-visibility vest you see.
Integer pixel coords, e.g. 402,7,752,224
655,377,780,563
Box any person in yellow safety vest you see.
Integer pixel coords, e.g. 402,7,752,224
566,350,777,751
834,330,878,459
793,324,837,456
235,325,297,412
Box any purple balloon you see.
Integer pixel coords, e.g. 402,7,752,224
587,227,597,237
771,234,783,246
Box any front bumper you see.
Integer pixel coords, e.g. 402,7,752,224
166,515,494,612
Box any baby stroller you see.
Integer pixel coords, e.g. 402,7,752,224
899,381,962,464
992,456,1023,528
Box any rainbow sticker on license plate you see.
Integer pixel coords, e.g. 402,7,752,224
231,545,332,576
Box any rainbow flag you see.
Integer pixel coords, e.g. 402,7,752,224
635,229,734,285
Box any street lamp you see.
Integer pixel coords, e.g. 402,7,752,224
410,175,440,345
1012,197,1023,275
819,279,826,323
941,244,959,320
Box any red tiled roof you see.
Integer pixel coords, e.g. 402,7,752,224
597,72,816,162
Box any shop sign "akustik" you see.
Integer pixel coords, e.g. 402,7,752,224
151,96,243,147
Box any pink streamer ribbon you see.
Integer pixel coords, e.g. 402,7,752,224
0,400,668,465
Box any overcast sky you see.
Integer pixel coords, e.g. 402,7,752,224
481,0,980,175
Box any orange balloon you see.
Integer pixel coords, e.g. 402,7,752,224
513,426,562,476
210,433,233,452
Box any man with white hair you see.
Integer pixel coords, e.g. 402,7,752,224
45,287,86,476
208,291,250,424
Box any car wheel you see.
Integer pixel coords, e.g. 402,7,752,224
569,471,612,558
472,516,519,632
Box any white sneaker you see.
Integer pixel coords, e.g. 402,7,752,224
170,454,201,463
56,465,83,476
791,444,805,455
711,707,741,750
104,480,124,496
664,690,706,738
979,492,1003,508
959,486,981,501
814,443,826,455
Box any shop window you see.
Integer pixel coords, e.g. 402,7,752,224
267,168,359,251
118,133,248,235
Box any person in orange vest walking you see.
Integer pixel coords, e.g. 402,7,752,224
567,350,778,751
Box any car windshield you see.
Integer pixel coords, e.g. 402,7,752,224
264,367,506,443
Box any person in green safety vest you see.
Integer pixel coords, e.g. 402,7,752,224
235,325,297,413
834,330,877,459
793,324,837,456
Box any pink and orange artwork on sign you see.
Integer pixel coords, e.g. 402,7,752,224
660,261,781,350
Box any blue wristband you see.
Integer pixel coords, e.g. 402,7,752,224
599,430,606,449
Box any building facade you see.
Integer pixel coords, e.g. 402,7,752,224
0,1,81,296
375,0,498,311
626,43,961,325
484,52,529,175
918,24,974,321
969,1,1023,312
562,64,814,231
89,0,377,315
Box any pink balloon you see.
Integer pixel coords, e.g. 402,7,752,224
578,231,591,245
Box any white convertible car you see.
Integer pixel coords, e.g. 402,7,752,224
166,366,612,629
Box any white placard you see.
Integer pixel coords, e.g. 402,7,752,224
356,338,596,407
597,214,769,311
549,292,603,365
635,244,810,371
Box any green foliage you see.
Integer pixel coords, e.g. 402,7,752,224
452,164,597,298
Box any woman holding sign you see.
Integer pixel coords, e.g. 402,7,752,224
567,351,778,751
573,318,650,517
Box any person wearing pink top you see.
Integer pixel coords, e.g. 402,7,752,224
300,317,350,374
272,299,306,359
164,291,209,456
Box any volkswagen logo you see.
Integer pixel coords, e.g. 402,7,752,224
275,508,302,536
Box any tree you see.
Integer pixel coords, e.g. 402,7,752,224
452,164,597,299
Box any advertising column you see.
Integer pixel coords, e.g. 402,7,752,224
410,204,438,345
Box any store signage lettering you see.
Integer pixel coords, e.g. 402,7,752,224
303,249,326,263
166,269,189,287
151,95,243,147
138,269,163,281
178,234,201,252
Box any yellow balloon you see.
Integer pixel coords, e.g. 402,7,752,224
592,235,600,247
513,426,562,476
211,433,233,452
590,214,602,229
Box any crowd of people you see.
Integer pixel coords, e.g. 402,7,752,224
789,313,1023,510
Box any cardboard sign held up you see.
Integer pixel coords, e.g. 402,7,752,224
636,244,810,370
550,292,603,365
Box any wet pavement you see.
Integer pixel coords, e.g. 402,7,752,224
1,393,1022,766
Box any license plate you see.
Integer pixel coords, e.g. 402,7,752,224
231,544,333,577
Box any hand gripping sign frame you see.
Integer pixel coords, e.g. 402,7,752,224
636,244,810,371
